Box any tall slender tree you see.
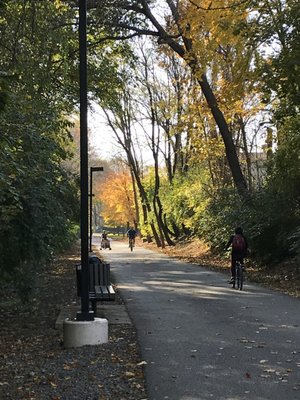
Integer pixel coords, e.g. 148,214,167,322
85,0,252,200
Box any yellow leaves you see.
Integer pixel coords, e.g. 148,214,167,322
96,170,136,226
192,135,224,162
123,366,144,380
163,0,259,112
63,361,78,370
53,0,67,10
180,0,249,65
124,371,135,378
52,53,62,63
110,352,124,363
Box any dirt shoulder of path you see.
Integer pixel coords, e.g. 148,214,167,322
0,242,148,400
141,238,300,298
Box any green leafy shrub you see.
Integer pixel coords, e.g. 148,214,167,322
0,98,79,300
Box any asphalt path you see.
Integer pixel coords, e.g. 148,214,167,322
98,238,300,400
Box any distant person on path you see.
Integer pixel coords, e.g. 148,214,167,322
101,231,111,250
225,227,248,283
126,227,137,247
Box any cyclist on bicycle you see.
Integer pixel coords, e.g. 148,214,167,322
225,227,248,283
126,227,137,247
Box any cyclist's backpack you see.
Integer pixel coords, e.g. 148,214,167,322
232,234,246,252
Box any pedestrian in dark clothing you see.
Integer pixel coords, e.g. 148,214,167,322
225,227,248,283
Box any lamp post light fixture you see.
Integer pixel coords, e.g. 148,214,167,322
89,167,103,252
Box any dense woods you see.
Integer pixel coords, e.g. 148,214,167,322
0,0,299,298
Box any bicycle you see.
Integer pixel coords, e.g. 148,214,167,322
129,237,135,252
233,261,245,290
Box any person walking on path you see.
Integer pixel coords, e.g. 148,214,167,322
100,231,111,250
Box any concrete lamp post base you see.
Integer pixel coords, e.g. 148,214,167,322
63,317,108,348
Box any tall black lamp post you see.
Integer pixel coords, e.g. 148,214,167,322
89,167,103,252
77,0,93,321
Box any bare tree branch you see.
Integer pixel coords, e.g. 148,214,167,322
138,0,185,56
88,29,159,46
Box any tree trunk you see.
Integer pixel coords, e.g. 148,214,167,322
156,196,174,246
130,167,140,226
238,115,253,192
150,220,161,247
196,73,249,199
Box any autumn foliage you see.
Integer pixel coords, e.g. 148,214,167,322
96,170,136,227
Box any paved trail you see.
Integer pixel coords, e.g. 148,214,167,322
99,239,300,400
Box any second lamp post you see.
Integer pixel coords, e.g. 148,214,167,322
89,166,103,252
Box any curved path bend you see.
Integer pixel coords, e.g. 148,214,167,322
99,239,300,400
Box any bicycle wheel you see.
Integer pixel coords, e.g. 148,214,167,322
233,262,239,289
130,239,133,252
239,265,244,290
236,266,240,289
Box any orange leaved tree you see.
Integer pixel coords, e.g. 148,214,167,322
95,170,136,227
